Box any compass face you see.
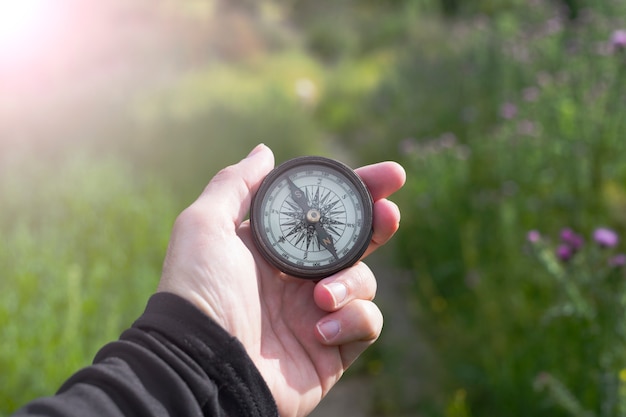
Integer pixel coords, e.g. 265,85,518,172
250,156,373,279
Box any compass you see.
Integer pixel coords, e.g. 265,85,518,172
250,156,374,279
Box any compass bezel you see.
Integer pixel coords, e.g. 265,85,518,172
250,156,374,279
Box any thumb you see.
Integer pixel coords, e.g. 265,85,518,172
196,144,275,230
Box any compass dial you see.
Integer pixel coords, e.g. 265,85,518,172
250,156,373,279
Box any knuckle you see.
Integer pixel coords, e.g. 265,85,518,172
355,300,383,342
367,305,384,339
212,165,237,183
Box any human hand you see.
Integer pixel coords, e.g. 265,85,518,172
158,144,405,417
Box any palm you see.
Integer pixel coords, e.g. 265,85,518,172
226,224,345,417
257,284,337,417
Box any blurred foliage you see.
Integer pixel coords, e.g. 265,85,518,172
340,0,626,415
3,0,626,415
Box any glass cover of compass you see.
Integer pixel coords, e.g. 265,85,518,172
250,156,374,279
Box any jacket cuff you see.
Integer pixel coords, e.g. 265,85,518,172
129,292,278,417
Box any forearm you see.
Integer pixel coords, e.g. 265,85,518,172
12,293,278,417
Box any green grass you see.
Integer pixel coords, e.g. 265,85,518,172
0,152,177,414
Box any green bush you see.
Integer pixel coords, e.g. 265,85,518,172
129,54,327,202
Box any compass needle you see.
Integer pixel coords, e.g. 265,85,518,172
287,178,310,212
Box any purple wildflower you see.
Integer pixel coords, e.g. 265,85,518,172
398,138,417,156
609,254,626,267
522,87,540,102
594,227,619,248
527,230,541,243
517,120,537,137
611,29,626,52
556,244,573,262
560,228,584,251
500,102,518,120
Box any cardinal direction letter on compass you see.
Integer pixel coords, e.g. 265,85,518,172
286,178,310,213
315,223,339,260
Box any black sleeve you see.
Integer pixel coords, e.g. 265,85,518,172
12,292,279,417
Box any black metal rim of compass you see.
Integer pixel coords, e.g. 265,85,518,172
250,156,374,280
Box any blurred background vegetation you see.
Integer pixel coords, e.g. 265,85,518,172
3,0,626,415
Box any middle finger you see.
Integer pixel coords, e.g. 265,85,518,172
313,262,377,312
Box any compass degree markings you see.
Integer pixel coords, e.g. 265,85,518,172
251,156,373,279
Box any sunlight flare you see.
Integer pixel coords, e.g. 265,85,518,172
0,0,49,50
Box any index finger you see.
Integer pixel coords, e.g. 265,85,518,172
355,161,406,201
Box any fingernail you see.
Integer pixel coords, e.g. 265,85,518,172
325,282,347,307
246,143,266,159
317,320,341,342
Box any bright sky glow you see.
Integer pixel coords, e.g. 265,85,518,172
0,0,51,52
